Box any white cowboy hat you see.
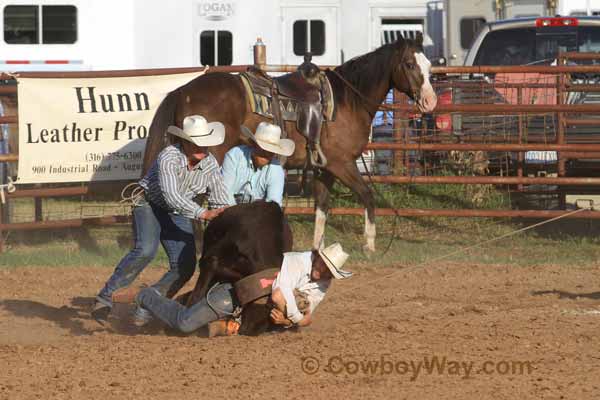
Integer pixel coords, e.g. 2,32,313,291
241,122,295,157
167,115,225,147
318,242,352,280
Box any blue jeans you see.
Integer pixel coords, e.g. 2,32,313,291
137,283,237,333
96,199,196,307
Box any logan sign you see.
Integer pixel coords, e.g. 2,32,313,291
198,2,235,21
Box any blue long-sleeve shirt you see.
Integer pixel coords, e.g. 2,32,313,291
221,145,285,206
139,144,233,219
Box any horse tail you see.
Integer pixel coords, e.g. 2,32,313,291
142,89,178,174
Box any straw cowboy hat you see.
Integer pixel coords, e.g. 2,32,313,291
318,242,352,280
167,115,225,147
241,122,295,157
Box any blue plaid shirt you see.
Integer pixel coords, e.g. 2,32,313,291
139,144,232,219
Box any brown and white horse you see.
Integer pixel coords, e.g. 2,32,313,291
144,34,436,252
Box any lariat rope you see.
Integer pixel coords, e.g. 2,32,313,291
120,182,145,207
334,205,592,297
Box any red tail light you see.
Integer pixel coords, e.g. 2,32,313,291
536,17,578,27
435,90,452,132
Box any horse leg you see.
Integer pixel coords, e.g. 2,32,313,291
331,162,376,253
313,170,335,250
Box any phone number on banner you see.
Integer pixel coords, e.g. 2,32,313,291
85,151,143,162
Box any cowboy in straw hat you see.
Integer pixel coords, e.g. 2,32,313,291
92,115,234,325
130,242,352,336
269,242,352,329
221,122,295,207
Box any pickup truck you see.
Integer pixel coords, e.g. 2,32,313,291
450,16,600,176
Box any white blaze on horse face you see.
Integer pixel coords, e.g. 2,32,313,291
313,207,327,250
415,52,437,113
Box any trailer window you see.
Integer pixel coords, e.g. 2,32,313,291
460,17,486,49
293,20,325,56
42,5,77,44
4,5,77,44
381,19,425,45
4,5,38,44
200,30,232,66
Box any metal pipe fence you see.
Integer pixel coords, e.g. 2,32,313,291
2,52,600,247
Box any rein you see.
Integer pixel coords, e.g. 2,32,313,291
328,43,421,115
328,68,397,115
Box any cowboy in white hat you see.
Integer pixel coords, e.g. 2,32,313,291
92,115,234,324
221,122,295,207
269,242,352,328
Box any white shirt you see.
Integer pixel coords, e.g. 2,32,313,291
272,251,330,323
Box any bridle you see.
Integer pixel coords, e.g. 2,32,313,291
396,43,423,106
328,44,424,115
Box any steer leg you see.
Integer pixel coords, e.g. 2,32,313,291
186,255,219,307
186,245,248,307
192,220,204,259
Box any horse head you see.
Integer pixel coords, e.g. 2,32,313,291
391,33,437,113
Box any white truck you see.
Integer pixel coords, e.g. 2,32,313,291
444,0,600,66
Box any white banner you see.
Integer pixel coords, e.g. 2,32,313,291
16,70,205,184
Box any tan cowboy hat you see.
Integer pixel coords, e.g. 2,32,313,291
167,115,225,147
241,122,295,157
318,243,352,280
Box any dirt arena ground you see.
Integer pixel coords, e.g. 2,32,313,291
0,262,599,400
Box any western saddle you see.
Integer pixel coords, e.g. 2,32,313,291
240,54,335,167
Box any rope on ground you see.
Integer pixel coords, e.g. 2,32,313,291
335,205,593,298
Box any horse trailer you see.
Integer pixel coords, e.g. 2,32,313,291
0,0,444,72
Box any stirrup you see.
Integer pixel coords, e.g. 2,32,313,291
309,143,328,168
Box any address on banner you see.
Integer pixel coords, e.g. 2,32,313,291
17,71,205,184
31,150,143,176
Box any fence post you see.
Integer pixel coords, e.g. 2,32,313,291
557,56,567,209
0,201,3,253
393,90,409,174
253,38,266,69
517,86,524,192
34,197,43,222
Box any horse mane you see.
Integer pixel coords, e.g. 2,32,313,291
329,37,414,113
